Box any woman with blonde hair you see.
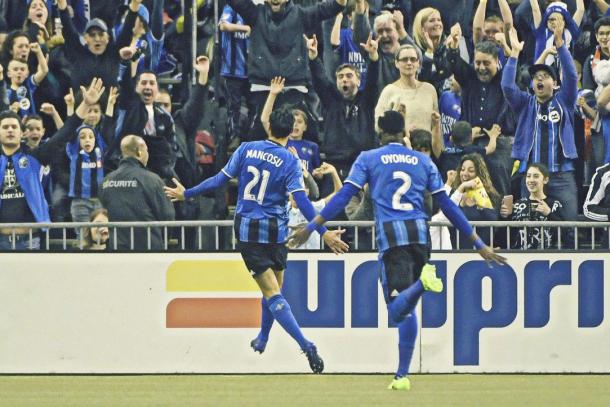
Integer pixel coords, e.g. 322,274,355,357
411,7,465,92
375,44,438,131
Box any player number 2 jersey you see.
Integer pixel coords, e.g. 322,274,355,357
345,143,444,252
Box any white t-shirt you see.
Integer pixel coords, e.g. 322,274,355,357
287,200,326,250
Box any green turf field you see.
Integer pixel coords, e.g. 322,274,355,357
1,374,609,407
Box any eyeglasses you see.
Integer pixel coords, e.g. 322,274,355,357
597,31,610,37
397,56,419,63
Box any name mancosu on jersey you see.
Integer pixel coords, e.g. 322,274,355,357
245,149,284,167
380,154,419,165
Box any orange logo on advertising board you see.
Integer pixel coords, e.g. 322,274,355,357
166,260,262,328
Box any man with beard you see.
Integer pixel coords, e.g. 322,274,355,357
0,80,102,249
307,33,379,180
445,37,514,197
227,0,346,141
352,0,415,90
111,46,176,180
502,27,579,245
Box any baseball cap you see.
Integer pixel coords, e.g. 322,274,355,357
85,18,108,33
528,64,559,83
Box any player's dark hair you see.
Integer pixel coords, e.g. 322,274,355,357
269,106,295,138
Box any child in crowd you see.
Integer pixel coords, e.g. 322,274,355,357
288,161,342,250
261,76,321,174
432,116,501,182
6,42,48,117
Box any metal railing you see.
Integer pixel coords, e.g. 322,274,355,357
0,221,609,252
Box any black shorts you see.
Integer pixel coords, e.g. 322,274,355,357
237,241,288,276
380,244,430,304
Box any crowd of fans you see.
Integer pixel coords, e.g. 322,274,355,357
0,0,609,251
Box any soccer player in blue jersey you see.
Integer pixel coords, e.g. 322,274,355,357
289,110,507,389
164,106,348,373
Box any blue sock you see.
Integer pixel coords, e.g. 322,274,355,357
396,312,418,378
267,294,310,350
388,280,424,323
257,297,274,342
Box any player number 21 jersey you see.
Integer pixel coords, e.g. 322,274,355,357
222,140,305,243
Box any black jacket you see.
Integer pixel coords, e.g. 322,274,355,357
310,56,379,165
114,62,176,179
228,0,343,86
99,157,175,250
173,83,208,188
59,7,132,90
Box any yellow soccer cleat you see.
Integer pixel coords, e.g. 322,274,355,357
387,376,411,390
420,263,443,293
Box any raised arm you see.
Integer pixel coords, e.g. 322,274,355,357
34,78,106,163
556,27,578,106
307,35,336,107
301,0,346,31
594,0,610,15
179,56,210,136
330,13,343,47
530,0,541,29
30,42,48,85
473,0,487,45
501,28,529,110
574,0,585,26
261,77,285,137
227,0,260,26
431,111,444,158
56,0,83,53
39,103,64,129
311,163,343,203
151,0,165,39
352,0,371,47
498,0,514,33
483,124,501,155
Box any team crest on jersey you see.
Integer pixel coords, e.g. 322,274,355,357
16,86,27,98
18,156,28,169
19,98,31,111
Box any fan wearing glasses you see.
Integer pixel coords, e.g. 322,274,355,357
375,44,438,133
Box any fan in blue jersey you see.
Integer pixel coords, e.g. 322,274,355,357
530,0,584,66
164,106,348,374
288,110,506,390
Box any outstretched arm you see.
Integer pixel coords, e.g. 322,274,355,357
165,172,232,201
433,191,507,265
287,182,360,249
